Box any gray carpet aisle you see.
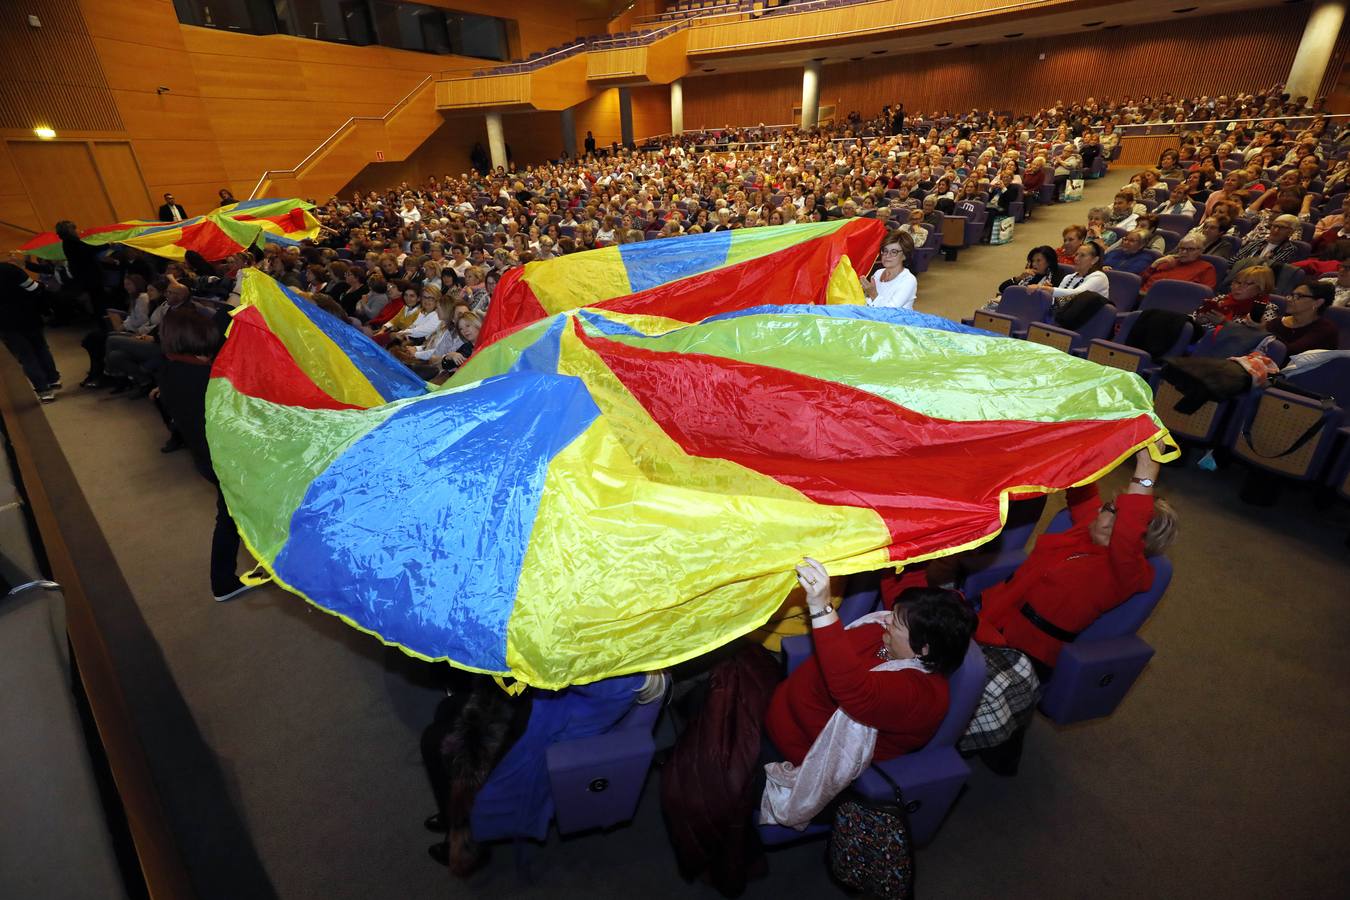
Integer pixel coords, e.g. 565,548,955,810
31,168,1350,899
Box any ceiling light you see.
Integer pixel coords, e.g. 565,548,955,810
1172,6,1198,12
1004,33,1023,38
1082,20,1103,26
964,43,981,48
934,41,952,47
33,126,55,139
870,50,887,55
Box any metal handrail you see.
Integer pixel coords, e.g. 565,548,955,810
685,0,1080,51
247,74,434,199
588,21,684,49
438,39,589,80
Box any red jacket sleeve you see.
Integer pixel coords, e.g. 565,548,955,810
1065,484,1102,527
813,622,923,730
1107,491,1153,581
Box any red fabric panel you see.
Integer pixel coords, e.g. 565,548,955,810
212,307,361,410
576,322,1159,561
479,267,548,346
179,220,245,261
478,219,886,348
596,219,884,324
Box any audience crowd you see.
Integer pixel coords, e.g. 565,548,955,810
3,84,1347,887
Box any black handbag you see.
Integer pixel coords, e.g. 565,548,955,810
828,766,915,899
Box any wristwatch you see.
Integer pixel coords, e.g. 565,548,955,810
1131,477,1156,488
809,604,835,620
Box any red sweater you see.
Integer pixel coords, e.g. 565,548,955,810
1140,258,1216,294
974,485,1154,668
765,620,948,766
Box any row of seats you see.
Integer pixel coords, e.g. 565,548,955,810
754,510,1173,848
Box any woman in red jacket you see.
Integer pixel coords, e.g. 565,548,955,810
765,565,976,767
975,446,1177,675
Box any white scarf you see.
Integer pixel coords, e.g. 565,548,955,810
760,611,927,829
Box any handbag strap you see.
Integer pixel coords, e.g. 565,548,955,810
1241,389,1332,460
867,764,905,806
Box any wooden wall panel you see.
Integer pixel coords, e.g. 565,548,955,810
6,141,115,230
631,85,672,139
0,1,123,132
90,142,153,220
686,6,1321,128
574,89,626,150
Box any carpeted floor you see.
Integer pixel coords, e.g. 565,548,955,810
26,168,1350,899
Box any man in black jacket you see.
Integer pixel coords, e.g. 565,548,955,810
0,255,59,401
157,192,187,222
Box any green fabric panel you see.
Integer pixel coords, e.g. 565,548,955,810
205,381,397,562
723,219,850,267
581,313,1159,425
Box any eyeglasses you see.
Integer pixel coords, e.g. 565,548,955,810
881,248,904,255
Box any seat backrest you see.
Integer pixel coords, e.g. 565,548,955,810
1077,302,1120,341
1325,307,1350,350
1201,254,1229,285
1157,213,1195,236
928,641,988,747
1140,280,1213,315
996,286,1053,328
1104,269,1142,311
1156,228,1181,252
1079,556,1173,640
1283,355,1350,404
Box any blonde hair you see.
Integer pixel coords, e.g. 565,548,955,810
1235,264,1275,293
1144,497,1178,557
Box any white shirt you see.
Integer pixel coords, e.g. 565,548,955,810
867,268,918,310
403,308,441,340
1050,269,1110,298
399,206,421,226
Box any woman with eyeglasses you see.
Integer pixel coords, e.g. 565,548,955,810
1265,282,1339,355
1193,265,1276,326
860,230,918,310
975,443,1177,679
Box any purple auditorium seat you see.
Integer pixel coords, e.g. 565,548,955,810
1154,228,1181,252
1156,213,1196,236
968,508,1174,724
1104,269,1142,312
543,694,664,835
856,641,987,845
1139,280,1213,316
1201,254,1229,286
910,226,940,274
971,286,1052,338
1038,557,1173,724
1325,306,1350,348
1223,357,1350,490
763,639,988,847
957,200,987,246
1026,302,1119,356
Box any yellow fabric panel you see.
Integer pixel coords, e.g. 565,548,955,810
120,228,188,260
503,327,893,688
521,245,630,314
240,271,386,409
825,254,867,306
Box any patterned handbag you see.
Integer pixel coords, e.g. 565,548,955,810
828,766,914,900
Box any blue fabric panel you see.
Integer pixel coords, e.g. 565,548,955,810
284,284,429,401
273,373,600,672
140,218,203,235
470,675,644,841
618,229,731,293
576,309,648,338
510,315,567,375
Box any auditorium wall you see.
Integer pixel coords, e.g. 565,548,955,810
0,0,614,249
682,6,1335,129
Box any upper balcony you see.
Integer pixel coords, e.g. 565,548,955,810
434,0,1087,112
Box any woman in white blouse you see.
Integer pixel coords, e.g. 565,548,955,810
861,230,918,310
1035,240,1109,301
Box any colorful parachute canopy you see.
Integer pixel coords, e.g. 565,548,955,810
480,218,886,345
17,198,320,262
207,269,1171,689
